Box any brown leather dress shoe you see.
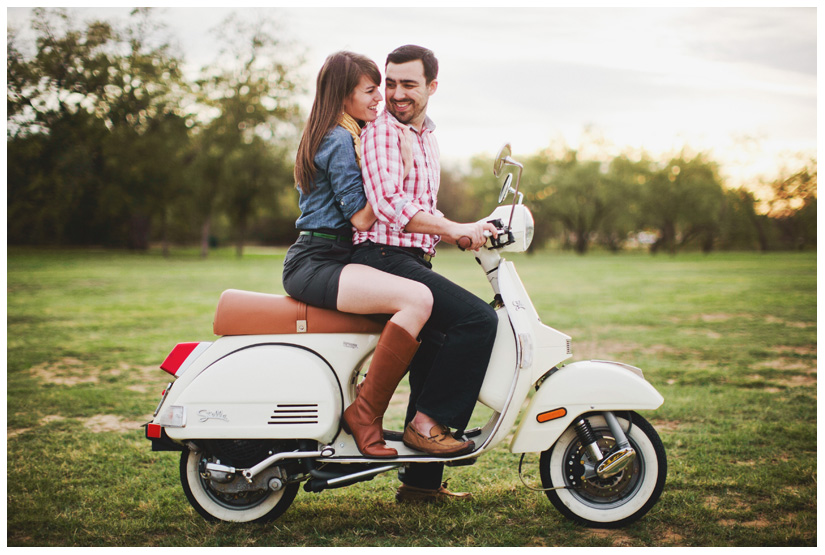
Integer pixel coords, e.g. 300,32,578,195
402,423,475,457
396,482,473,504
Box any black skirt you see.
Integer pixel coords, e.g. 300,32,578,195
282,233,354,310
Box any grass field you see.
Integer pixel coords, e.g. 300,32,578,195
6,247,817,547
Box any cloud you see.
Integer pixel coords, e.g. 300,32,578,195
7,5,816,186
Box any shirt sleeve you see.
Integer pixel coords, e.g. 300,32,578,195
361,121,425,231
320,128,368,220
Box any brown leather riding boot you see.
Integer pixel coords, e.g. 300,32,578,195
342,321,420,457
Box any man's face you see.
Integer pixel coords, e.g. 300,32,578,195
384,59,438,130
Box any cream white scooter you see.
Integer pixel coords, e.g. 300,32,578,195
145,144,667,528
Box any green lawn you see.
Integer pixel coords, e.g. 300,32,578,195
6,247,816,546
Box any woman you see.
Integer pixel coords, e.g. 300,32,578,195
282,52,433,458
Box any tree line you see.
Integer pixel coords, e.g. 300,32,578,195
449,144,816,254
7,8,816,256
8,8,302,256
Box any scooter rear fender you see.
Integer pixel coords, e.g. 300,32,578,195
154,336,362,443
509,360,664,453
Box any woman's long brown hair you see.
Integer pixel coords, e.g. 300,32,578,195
294,51,381,194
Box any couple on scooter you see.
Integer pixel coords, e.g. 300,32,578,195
282,45,499,502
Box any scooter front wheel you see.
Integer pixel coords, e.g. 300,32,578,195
179,448,299,523
539,412,666,528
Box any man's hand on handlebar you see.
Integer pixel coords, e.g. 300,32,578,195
452,221,499,251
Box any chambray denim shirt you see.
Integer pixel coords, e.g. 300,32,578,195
295,126,367,230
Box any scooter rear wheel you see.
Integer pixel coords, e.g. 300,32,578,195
539,411,666,528
179,448,299,523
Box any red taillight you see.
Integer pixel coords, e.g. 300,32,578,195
146,423,162,439
160,342,202,376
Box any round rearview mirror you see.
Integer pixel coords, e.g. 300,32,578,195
493,143,512,178
498,173,513,204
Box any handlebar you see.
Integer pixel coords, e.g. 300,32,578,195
457,228,501,251
457,236,474,251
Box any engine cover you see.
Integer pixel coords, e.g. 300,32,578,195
165,344,343,444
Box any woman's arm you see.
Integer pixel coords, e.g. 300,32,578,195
350,201,376,231
323,128,372,227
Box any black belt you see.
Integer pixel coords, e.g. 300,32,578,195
299,230,352,243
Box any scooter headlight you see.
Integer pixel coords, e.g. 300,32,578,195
524,210,534,250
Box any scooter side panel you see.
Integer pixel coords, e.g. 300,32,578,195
496,261,572,378
474,261,572,450
509,360,664,453
164,345,343,443
477,307,518,412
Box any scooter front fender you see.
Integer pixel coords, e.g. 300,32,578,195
509,360,663,453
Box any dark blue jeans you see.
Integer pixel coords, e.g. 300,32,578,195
351,242,498,488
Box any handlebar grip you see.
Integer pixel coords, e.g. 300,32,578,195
457,236,472,251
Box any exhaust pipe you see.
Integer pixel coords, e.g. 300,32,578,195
304,464,400,492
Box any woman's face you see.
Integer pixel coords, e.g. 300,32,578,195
343,75,382,123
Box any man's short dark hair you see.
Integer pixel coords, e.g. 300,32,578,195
386,45,439,83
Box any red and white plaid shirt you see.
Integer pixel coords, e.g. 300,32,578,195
353,110,443,255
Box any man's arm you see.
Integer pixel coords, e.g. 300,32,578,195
405,211,497,250
361,117,497,249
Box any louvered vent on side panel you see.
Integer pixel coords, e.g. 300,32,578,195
269,404,319,425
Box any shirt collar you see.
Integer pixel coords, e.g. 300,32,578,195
382,110,436,134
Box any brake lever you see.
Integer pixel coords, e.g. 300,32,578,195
486,219,514,250
457,219,513,251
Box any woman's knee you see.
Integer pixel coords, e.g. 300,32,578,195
409,282,434,318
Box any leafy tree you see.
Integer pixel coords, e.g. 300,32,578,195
718,187,765,251
598,155,652,252
192,12,303,257
541,150,614,254
643,153,725,254
96,9,190,250
760,161,817,250
7,9,114,244
7,8,190,249
519,150,562,252
439,161,488,225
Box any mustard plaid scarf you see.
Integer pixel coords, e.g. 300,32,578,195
339,112,363,168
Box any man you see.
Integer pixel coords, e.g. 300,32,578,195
352,45,499,503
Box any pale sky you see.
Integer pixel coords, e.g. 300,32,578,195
6,4,819,190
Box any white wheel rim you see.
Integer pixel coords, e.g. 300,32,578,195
186,451,285,522
549,416,660,523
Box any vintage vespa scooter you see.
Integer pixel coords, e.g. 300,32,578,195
146,144,667,528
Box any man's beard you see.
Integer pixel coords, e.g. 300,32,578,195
388,100,424,125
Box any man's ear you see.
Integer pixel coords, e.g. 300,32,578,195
428,79,438,96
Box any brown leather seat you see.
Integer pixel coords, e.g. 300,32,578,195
213,289,387,336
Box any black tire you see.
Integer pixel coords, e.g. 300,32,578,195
179,448,299,523
539,412,666,528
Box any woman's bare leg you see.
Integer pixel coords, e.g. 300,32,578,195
337,264,433,456
336,263,433,338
